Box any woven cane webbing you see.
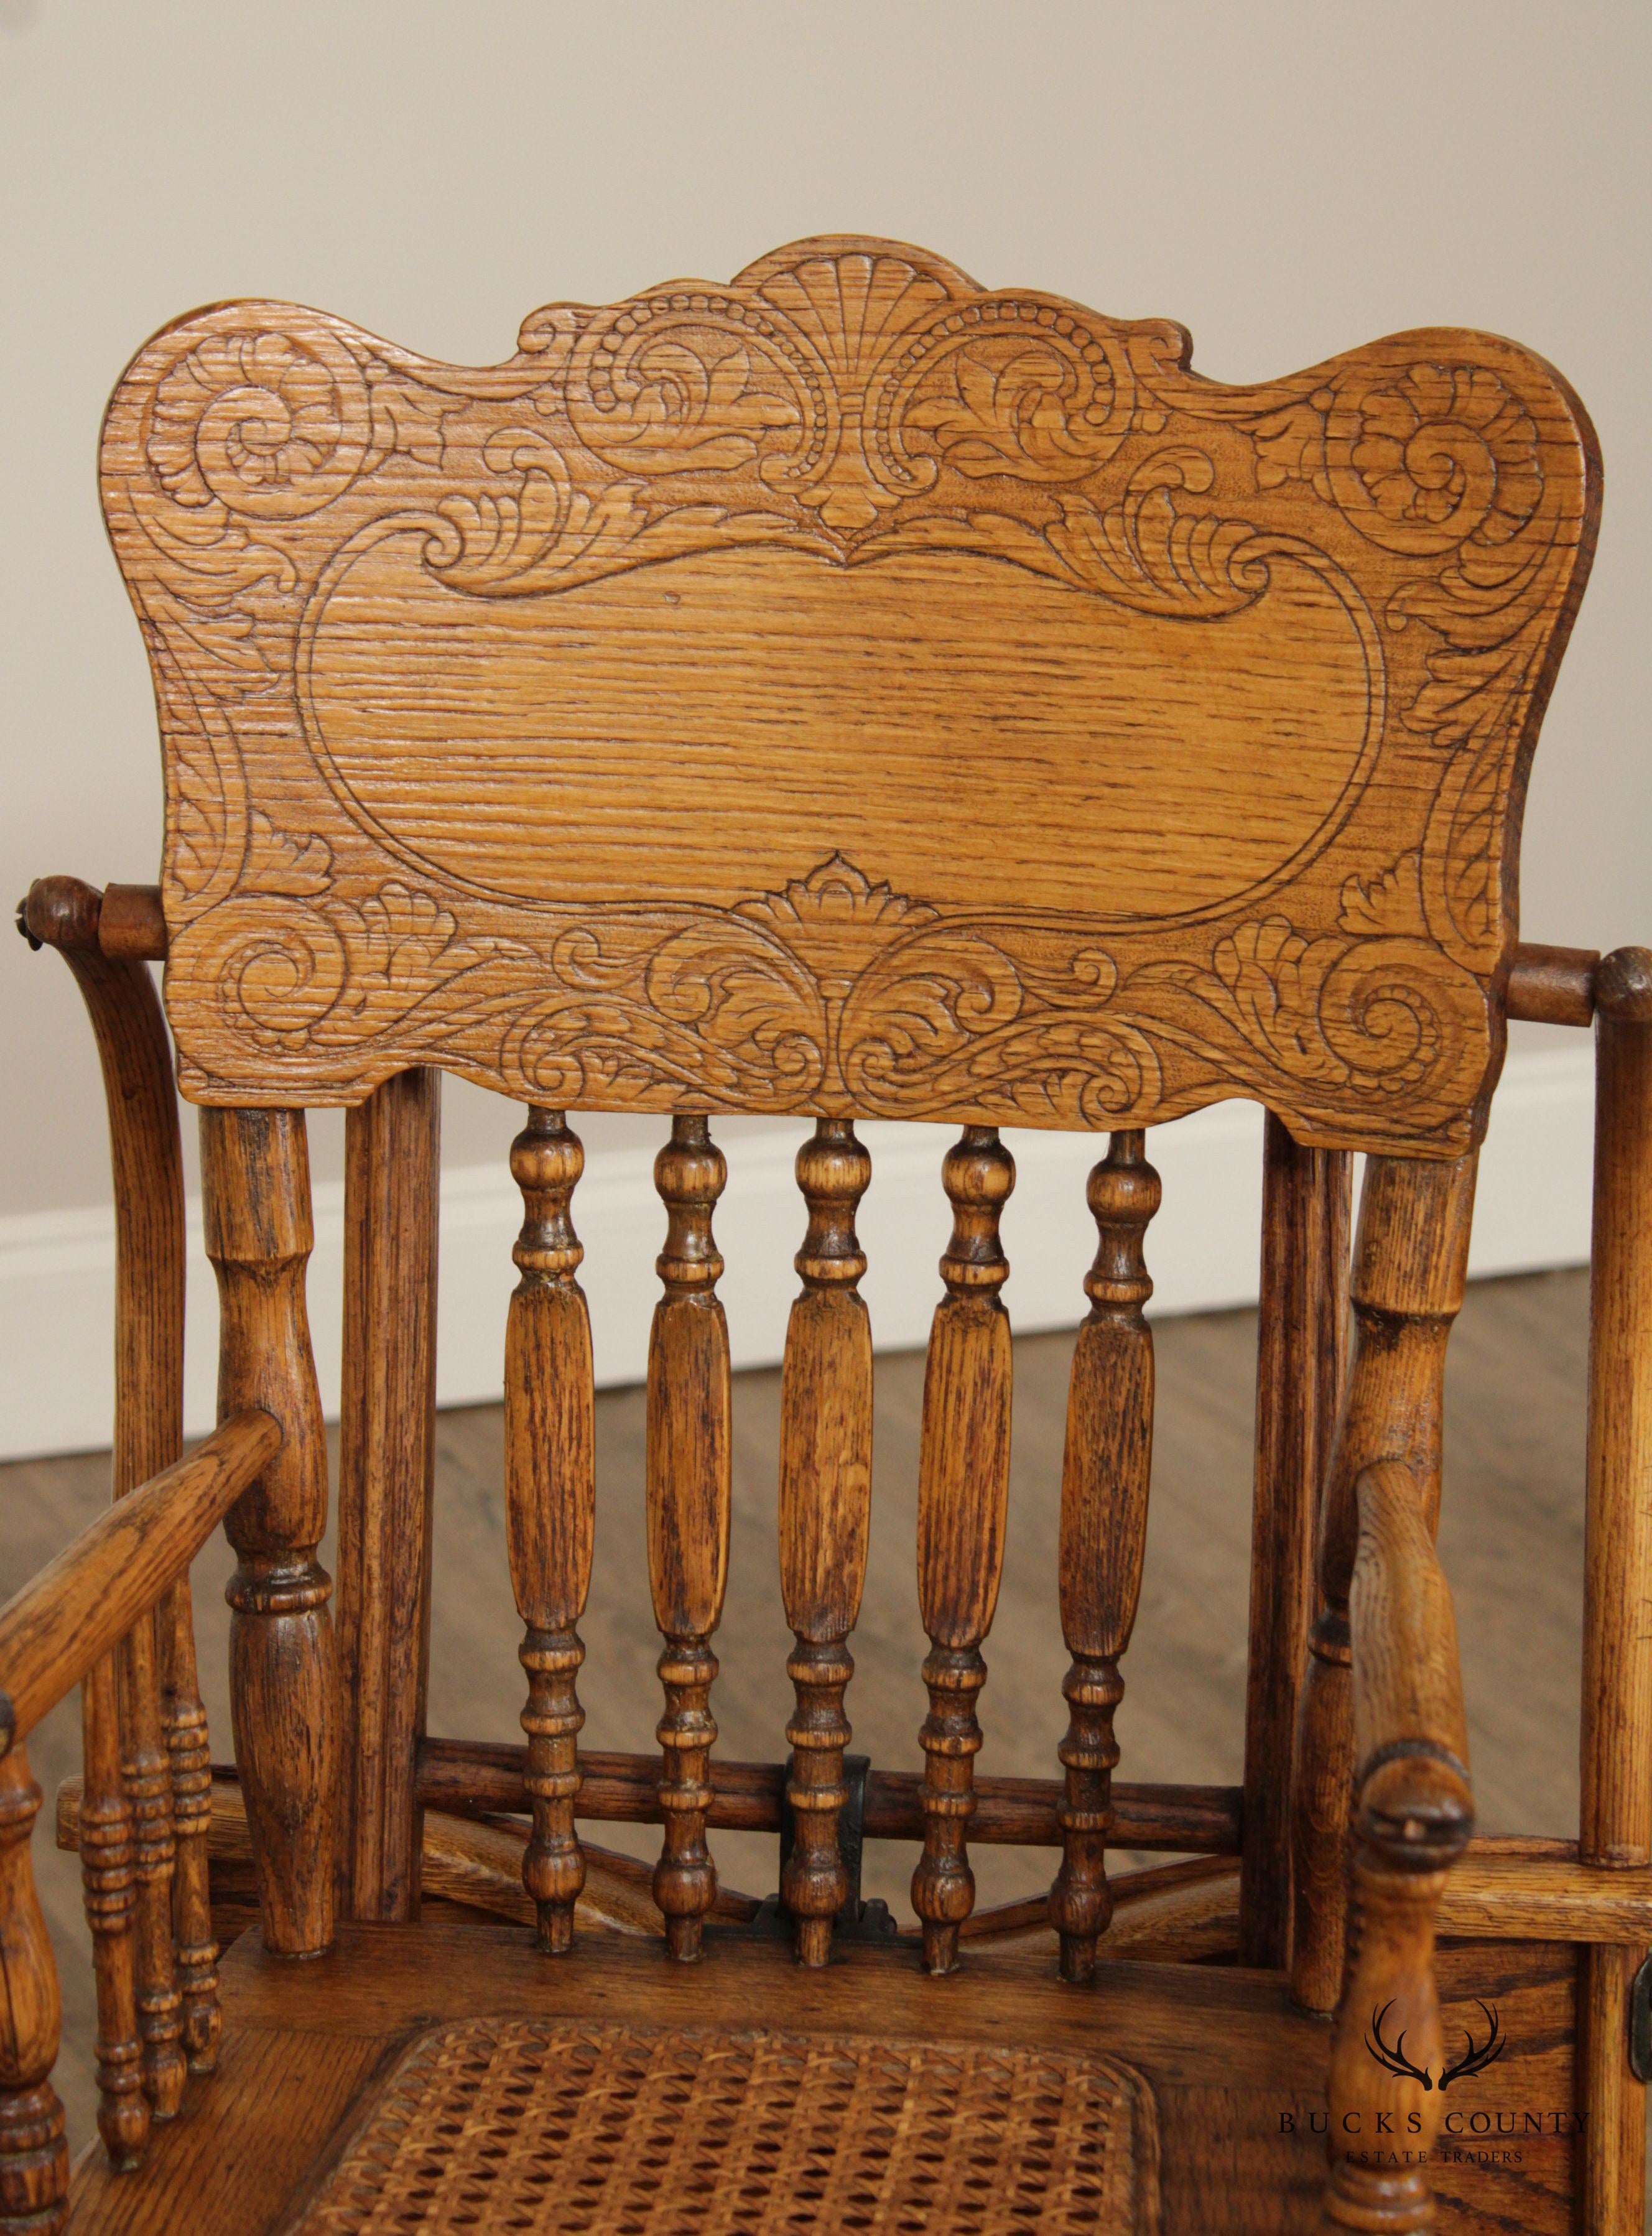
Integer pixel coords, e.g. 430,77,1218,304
293,2018,1159,2234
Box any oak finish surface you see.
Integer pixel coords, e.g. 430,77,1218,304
335,1067,441,1926
57,1921,1577,2236
100,238,1599,1154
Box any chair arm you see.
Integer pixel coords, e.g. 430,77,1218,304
1348,1459,1475,1868
0,1409,279,1751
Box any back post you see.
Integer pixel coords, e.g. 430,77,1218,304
335,1068,441,1924
1577,948,1652,2235
200,1109,338,1956
1291,1150,1476,2013
1241,1118,1351,1971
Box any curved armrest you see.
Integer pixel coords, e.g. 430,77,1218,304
0,1409,279,1752
1349,1460,1475,1868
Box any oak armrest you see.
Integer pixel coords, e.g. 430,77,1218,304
1348,1460,1475,1870
0,1409,279,1751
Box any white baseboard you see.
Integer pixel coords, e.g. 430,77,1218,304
0,1048,1595,1464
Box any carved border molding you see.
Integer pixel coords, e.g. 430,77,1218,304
99,236,1599,1151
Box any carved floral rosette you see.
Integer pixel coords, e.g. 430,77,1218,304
98,238,1599,1154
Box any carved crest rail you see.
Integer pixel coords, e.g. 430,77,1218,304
100,236,1599,1153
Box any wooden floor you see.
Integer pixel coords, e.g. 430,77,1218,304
1,1266,1615,2198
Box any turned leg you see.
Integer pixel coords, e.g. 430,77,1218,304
914,1126,1014,1975
80,1654,147,2168
779,1121,873,1966
1050,1131,1160,1985
0,1747,68,2234
1290,1151,1476,2013
1318,1461,1473,2234
505,1109,595,1954
647,1116,731,1962
200,1108,338,1957
1577,948,1652,2233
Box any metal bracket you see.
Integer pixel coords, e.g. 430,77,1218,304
1629,1952,1652,2083
759,1751,899,1946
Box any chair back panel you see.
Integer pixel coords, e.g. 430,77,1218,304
99,236,1599,1154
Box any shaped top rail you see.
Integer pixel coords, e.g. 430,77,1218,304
99,236,1599,1154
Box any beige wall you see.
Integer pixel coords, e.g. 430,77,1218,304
2,0,1646,1218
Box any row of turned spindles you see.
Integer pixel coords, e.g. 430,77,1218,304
74,1595,221,2168
501,1108,1164,1975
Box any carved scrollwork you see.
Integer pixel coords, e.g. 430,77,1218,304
98,239,1597,1149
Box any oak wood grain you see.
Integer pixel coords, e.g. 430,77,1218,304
200,1110,338,1958
1051,1130,1159,1983
504,1108,596,1955
646,1116,732,1960
1577,947,1652,2235
914,1127,1014,1972
95,241,1600,1156
58,1920,1577,2236
77,1658,146,2173
777,1120,873,1964
0,1747,68,2233
1290,1151,1477,2013
0,1416,278,1755
1241,1118,1350,1971
335,1067,441,1926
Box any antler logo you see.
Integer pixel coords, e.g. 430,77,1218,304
1366,2000,1505,2090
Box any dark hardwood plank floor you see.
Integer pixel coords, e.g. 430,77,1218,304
0,1268,1595,2171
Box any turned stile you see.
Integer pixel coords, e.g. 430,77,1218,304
79,1654,147,2168
504,1109,596,1955
778,1120,874,1966
1290,1153,1476,2015
200,1108,338,1956
0,1745,68,2234
1318,1461,1474,2235
1050,1131,1160,1985
647,1116,733,1961
1577,947,1652,2236
914,1126,1014,1975
1241,1120,1351,1970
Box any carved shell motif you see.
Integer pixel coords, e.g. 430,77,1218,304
98,238,1599,1152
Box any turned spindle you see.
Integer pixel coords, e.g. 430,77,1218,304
913,1125,1014,1975
647,1115,732,1961
160,1599,218,2071
200,1108,338,1957
505,1109,596,1955
80,1654,148,2168
1290,1151,1476,2014
0,1746,68,2234
779,1120,873,1967
1050,1131,1160,1985
116,1623,182,2118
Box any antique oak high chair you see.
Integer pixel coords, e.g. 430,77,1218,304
1,238,1645,2234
